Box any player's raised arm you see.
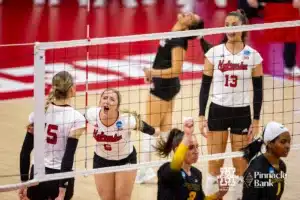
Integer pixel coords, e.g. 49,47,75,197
155,117,228,200
143,13,204,79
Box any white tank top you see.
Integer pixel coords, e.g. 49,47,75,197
205,44,263,107
86,107,137,160
29,103,86,170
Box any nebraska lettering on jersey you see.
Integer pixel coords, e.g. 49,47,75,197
86,107,137,160
218,60,248,72
205,44,263,107
93,124,123,143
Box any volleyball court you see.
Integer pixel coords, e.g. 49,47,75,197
0,19,300,200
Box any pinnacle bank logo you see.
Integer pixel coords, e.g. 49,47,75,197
244,168,287,188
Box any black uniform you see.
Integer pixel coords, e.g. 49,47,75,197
26,166,74,200
20,132,74,200
157,162,206,200
150,38,188,101
243,154,286,200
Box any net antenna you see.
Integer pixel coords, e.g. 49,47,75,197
1,19,300,192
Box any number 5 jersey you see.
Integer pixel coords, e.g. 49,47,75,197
28,103,86,170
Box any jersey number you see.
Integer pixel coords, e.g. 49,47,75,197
187,191,196,200
46,124,58,144
224,74,238,88
104,144,112,151
276,182,281,196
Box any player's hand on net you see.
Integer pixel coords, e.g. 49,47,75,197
247,0,259,8
198,116,208,138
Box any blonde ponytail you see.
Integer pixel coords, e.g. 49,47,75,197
121,109,144,131
45,90,55,112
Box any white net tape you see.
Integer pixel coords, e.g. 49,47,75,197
1,20,300,192
2,144,300,192
37,20,300,50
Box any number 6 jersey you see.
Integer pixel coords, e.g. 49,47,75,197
86,107,137,160
28,103,86,170
205,44,263,107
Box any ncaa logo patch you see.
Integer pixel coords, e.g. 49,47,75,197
181,171,186,179
243,50,250,56
116,120,123,130
269,166,275,174
243,50,250,59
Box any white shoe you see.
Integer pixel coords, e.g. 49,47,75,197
123,0,138,8
177,0,186,6
135,168,156,184
215,0,227,8
94,0,106,7
34,0,45,5
49,0,60,6
78,0,88,7
284,66,300,76
142,0,155,5
181,0,194,12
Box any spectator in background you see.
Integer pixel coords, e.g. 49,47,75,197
177,0,196,12
215,0,227,8
34,0,87,6
247,0,300,76
93,0,156,8
33,0,156,8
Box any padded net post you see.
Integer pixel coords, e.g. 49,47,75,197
33,43,46,179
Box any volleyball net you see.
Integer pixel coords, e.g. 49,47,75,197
1,20,300,194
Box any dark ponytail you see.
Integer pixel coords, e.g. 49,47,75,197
242,126,280,162
186,20,205,40
154,128,184,158
241,138,264,162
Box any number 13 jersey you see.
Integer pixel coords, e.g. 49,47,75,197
205,43,263,107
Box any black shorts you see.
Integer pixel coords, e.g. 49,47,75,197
93,147,137,168
27,165,74,200
208,102,251,134
150,77,180,101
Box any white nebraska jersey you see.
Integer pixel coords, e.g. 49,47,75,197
205,44,263,107
86,107,137,160
29,104,86,170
